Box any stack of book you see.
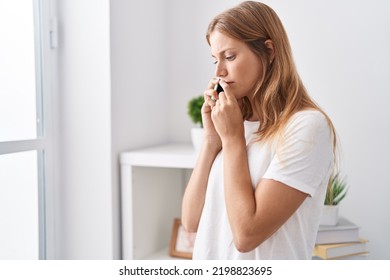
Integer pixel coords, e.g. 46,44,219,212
313,217,369,260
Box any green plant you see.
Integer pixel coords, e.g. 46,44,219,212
187,95,204,127
324,173,348,205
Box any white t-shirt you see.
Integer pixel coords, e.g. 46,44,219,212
192,110,333,260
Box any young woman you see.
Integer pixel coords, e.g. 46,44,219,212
181,1,337,259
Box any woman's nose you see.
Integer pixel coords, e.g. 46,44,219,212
215,62,227,77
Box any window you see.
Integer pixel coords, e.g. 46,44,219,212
0,151,40,259
0,0,54,259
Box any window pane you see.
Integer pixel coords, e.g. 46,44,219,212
0,1,38,142
0,151,39,260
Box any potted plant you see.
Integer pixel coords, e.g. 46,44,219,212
320,173,348,226
188,95,204,151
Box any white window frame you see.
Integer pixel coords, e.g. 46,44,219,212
0,0,58,260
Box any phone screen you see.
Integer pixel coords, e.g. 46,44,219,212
215,83,223,94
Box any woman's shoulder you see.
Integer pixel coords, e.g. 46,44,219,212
283,109,330,136
292,109,326,119
289,109,328,126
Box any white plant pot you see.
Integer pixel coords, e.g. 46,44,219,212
191,127,204,152
320,205,339,226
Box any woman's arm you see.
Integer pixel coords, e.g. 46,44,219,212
181,143,220,232
222,138,307,252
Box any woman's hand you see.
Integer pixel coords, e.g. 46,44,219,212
202,78,223,150
210,80,245,145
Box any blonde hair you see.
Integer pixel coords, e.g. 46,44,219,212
206,1,336,151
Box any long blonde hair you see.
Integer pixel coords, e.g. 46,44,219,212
206,1,336,151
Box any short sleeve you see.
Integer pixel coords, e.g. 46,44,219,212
263,111,334,196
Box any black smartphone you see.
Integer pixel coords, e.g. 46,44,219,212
214,83,224,94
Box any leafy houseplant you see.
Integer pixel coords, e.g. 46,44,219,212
325,173,348,206
188,95,204,128
187,95,204,151
320,173,348,226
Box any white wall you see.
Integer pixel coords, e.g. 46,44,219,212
110,0,170,259
56,0,113,259
55,0,170,259
166,0,390,259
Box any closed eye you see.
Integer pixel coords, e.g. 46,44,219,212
212,55,235,64
226,55,235,61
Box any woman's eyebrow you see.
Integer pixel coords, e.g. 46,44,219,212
211,48,237,58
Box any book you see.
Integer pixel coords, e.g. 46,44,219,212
335,253,369,260
312,253,369,260
313,238,368,259
316,217,360,244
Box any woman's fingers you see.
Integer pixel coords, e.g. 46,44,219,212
204,89,217,107
207,77,220,90
204,78,220,107
217,80,233,103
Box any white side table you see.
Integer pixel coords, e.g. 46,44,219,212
120,144,196,259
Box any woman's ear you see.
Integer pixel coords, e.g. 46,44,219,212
264,39,275,63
